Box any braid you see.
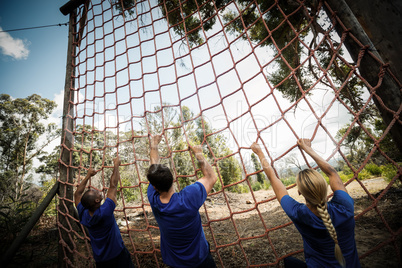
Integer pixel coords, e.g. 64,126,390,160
317,203,346,267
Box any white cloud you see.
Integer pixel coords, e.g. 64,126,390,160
32,90,65,184
53,90,65,117
0,26,30,60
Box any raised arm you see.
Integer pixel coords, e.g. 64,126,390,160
106,156,121,204
150,135,162,165
251,142,288,202
74,168,97,206
297,138,346,193
191,145,217,194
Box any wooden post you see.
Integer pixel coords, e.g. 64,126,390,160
58,10,76,268
325,0,402,154
344,0,402,83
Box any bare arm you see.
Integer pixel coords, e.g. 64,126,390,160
74,168,97,206
251,142,288,202
191,145,217,194
107,157,121,204
150,135,162,165
297,139,346,192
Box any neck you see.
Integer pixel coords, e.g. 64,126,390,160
306,202,320,217
159,186,174,204
89,208,97,216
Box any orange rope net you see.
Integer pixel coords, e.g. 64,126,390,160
57,0,402,267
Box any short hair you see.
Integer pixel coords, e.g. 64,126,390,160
147,164,174,192
81,190,98,211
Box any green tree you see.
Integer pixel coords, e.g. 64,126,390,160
336,113,402,168
73,124,104,169
112,0,231,46
195,117,242,191
0,94,58,201
158,0,231,46
111,0,137,17
251,153,265,184
141,105,242,192
152,0,401,159
110,0,402,157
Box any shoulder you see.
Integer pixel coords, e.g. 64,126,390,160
98,198,116,215
178,182,207,208
182,182,206,196
147,184,158,203
331,190,353,205
76,202,84,211
329,190,354,212
76,202,86,220
147,183,156,194
104,197,116,206
280,195,307,220
280,194,295,208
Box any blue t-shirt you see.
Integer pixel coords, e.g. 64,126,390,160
77,198,124,263
281,190,361,267
148,182,209,268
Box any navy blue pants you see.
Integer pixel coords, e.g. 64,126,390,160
284,256,307,268
196,252,217,268
96,247,135,268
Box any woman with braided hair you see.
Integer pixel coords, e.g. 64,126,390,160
251,139,361,267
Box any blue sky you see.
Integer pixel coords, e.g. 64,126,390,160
0,0,73,183
0,0,68,103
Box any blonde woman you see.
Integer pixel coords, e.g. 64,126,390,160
251,139,360,267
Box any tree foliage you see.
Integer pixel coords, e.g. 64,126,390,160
143,105,242,192
336,113,402,168
37,104,244,204
251,153,265,184
0,94,58,201
147,0,399,165
0,94,58,247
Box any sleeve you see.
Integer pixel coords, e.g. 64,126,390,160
99,198,116,217
147,183,156,205
280,195,302,222
76,202,85,221
182,181,207,210
330,190,354,212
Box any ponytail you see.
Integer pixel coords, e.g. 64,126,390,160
297,169,346,267
317,203,346,267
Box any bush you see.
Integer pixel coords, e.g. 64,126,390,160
381,164,398,181
252,182,262,191
120,178,139,202
40,179,57,216
365,163,382,176
230,184,249,194
342,166,353,175
213,179,222,192
281,176,296,186
319,171,330,184
0,189,36,244
357,169,371,180
262,180,271,190
338,171,353,182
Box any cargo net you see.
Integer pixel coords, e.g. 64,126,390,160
57,0,402,267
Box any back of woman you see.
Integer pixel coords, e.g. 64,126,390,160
281,189,360,267
251,139,361,268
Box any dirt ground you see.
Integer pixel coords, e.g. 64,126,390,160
4,177,402,267
126,177,402,267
